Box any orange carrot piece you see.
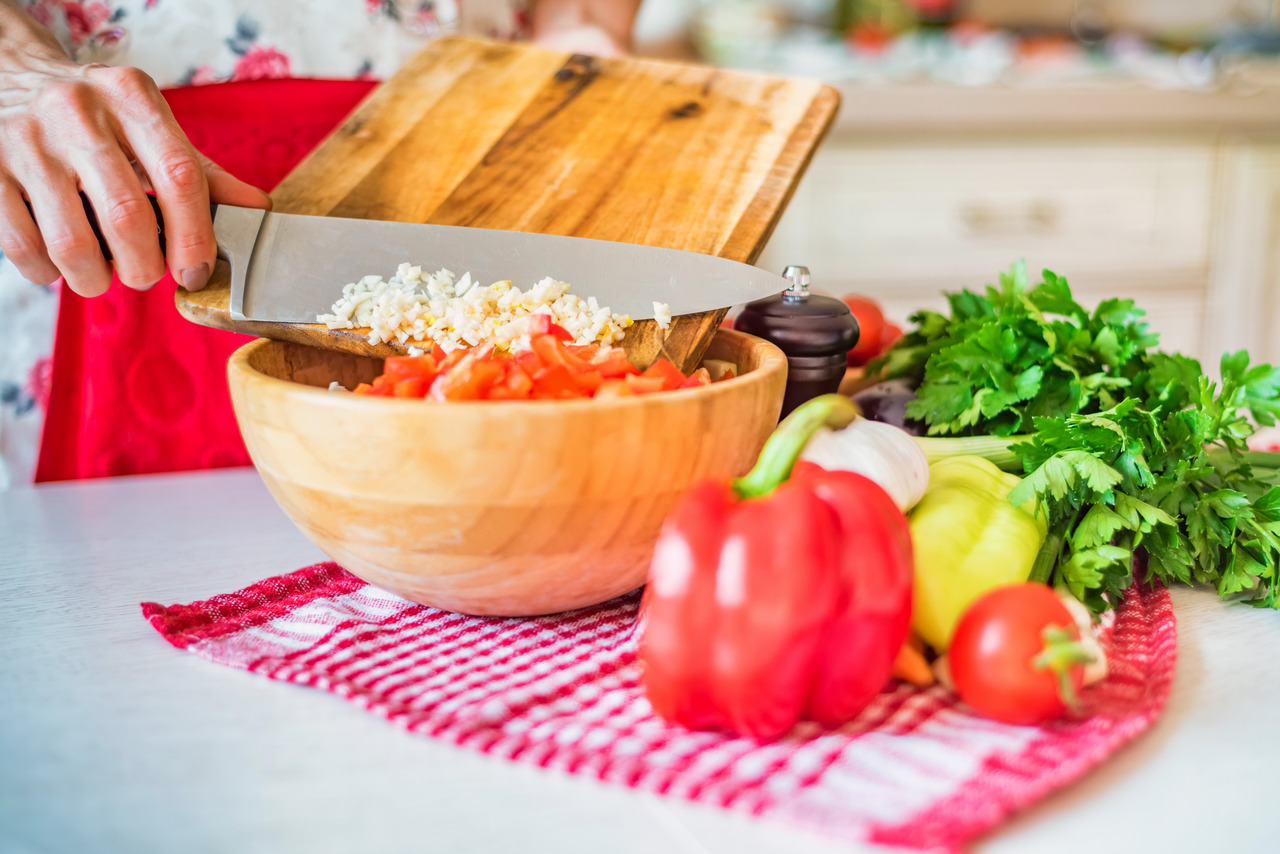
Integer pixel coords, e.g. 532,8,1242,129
892,641,935,687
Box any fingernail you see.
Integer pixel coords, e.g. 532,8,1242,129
181,263,210,291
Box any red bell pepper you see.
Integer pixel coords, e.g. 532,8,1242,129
638,394,914,740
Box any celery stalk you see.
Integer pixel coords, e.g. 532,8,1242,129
912,435,1031,473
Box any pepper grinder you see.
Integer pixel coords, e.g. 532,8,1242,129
734,266,859,420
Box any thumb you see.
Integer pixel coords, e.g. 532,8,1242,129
201,155,273,210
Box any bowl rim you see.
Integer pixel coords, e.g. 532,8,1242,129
227,327,789,411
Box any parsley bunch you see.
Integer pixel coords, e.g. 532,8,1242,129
874,261,1159,437
875,262,1280,612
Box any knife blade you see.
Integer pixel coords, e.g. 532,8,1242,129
212,205,789,323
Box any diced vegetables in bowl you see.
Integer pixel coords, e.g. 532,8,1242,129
342,319,735,403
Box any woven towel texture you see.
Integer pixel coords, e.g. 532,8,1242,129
143,564,1176,852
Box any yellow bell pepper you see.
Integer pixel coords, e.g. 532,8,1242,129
908,456,1048,650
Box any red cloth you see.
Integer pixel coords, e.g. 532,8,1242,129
35,78,378,483
143,566,1177,852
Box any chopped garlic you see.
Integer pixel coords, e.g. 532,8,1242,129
654,301,672,331
317,264,632,353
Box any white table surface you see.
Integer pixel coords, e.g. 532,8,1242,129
2,469,1278,854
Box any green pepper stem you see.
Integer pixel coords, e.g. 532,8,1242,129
1032,624,1097,710
732,394,861,500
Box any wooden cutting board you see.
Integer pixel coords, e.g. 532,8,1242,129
178,36,840,372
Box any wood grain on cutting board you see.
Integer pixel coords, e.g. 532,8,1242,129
183,36,840,371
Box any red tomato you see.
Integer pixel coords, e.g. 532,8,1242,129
842,295,887,367
880,322,904,352
848,22,893,53
948,584,1090,725
641,358,688,391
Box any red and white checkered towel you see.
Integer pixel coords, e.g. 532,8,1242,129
142,565,1176,852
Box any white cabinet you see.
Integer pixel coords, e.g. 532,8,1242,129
760,134,1280,367
1205,144,1280,368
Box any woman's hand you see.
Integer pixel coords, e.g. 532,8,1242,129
0,2,271,297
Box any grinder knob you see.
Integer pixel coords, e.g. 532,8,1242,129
734,266,859,419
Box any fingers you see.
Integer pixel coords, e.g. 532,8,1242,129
124,132,214,290
26,163,112,297
0,66,159,294
0,177,60,286
0,61,271,296
105,66,215,291
74,146,165,291
202,156,272,210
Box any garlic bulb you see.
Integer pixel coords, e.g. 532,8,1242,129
800,418,930,511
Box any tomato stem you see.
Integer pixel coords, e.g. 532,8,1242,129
733,394,861,500
1032,624,1096,709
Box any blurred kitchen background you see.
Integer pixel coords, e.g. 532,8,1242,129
632,0,1280,367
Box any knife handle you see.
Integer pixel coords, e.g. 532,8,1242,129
24,193,219,262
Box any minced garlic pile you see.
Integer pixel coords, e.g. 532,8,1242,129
318,264,636,352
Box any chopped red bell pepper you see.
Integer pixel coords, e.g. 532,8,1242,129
638,395,914,740
531,364,583,399
382,354,438,384
439,356,505,400
678,367,711,389
346,336,738,403
352,381,394,397
527,313,574,341
593,379,633,400
641,358,687,391
393,377,430,398
595,352,641,379
624,374,666,395
572,370,604,393
437,347,473,372
497,364,535,399
531,334,592,374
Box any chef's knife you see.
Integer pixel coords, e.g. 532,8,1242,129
212,205,788,322
74,196,790,321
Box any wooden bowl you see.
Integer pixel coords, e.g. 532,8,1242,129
227,329,787,616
